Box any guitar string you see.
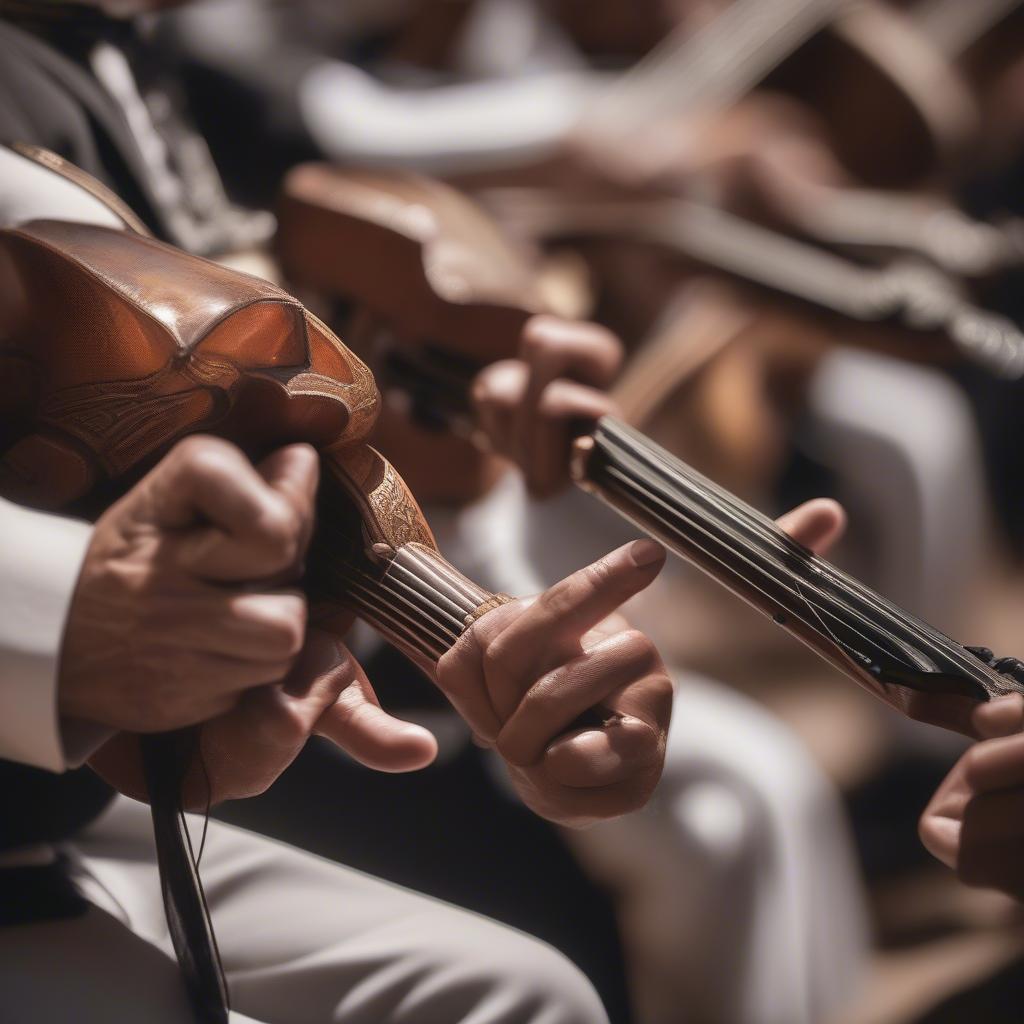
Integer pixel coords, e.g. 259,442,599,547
601,417,971,654
600,423,981,672
326,566,458,656
598,415,999,679
596,457,1006,695
598,458,925,678
330,572,448,662
321,552,488,661
399,547,488,609
595,420,1011,689
601,423,996,677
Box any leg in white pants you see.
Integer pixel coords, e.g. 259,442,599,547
0,797,608,1024
562,674,868,1024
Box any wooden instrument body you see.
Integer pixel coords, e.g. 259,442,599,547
277,165,549,503
0,217,500,674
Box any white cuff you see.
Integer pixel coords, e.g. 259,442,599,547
0,500,93,772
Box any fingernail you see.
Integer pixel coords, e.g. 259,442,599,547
629,538,665,567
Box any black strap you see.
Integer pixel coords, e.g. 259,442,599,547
141,730,229,1024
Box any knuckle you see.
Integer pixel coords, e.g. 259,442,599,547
481,637,512,680
470,375,493,409
619,627,649,651
255,500,304,568
582,558,614,592
592,322,623,357
173,435,234,481
539,582,578,621
264,597,307,656
961,746,986,788
520,316,555,355
536,385,571,421
620,629,658,668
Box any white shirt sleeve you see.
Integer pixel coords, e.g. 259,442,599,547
298,62,603,175
0,142,125,771
0,499,94,772
0,146,125,230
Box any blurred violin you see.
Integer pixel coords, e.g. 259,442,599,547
278,163,1024,736
570,0,971,187
476,185,1024,378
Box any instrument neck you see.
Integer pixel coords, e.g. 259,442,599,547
309,467,505,671
570,415,1018,730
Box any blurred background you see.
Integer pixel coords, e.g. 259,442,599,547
138,0,1024,1020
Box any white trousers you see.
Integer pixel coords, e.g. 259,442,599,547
0,797,608,1024
560,673,868,1024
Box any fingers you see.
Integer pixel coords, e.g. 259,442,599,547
471,316,624,496
140,436,316,582
488,539,665,680
473,362,620,496
543,717,664,788
776,498,847,556
123,651,295,732
495,629,663,767
972,693,1024,740
918,717,1024,881
513,765,662,826
312,638,438,772
958,788,1024,845
255,444,321,569
157,589,307,661
961,731,1024,793
437,541,665,740
958,790,1024,896
519,315,624,390
919,807,961,870
518,319,620,497
472,359,528,463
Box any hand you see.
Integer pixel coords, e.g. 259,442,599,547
471,315,623,497
90,630,438,807
60,436,318,734
919,693,1024,900
436,538,672,827
776,497,846,556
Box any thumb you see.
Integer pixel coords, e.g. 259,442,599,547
314,651,438,773
776,498,846,556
